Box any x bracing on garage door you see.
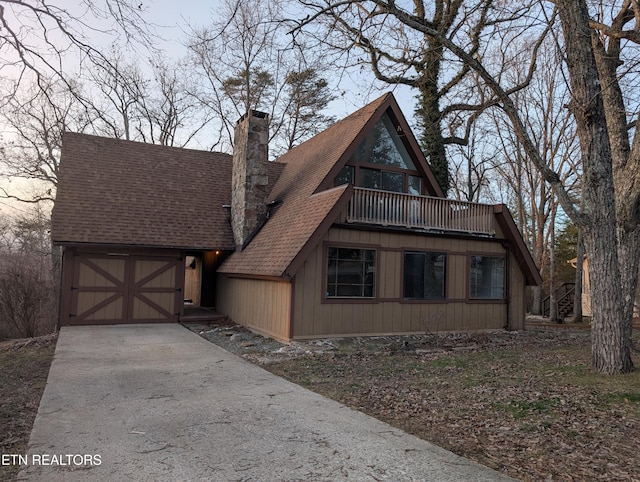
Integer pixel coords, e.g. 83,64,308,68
67,254,183,325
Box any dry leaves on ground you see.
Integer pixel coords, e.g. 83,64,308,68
201,326,640,481
0,333,57,482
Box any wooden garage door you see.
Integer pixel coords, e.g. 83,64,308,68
69,254,183,325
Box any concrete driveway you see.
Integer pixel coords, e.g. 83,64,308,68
20,324,513,481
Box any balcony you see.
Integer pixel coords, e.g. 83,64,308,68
346,187,496,236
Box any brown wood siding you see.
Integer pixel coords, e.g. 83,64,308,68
508,250,527,330
292,227,520,339
216,275,292,342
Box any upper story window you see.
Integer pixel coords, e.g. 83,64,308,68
335,165,354,185
335,112,423,195
408,175,422,195
349,113,417,170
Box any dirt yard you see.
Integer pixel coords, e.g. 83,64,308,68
0,334,57,482
195,322,640,481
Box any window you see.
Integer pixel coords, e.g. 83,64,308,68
404,252,446,299
335,165,354,186
358,167,381,190
335,111,425,195
470,256,505,299
382,171,404,193
349,113,417,170
357,169,404,193
408,175,422,195
327,247,376,298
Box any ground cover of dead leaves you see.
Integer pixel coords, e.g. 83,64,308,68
0,333,57,481
264,329,640,481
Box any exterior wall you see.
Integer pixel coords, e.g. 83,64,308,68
216,274,292,342
184,256,202,305
291,226,527,339
582,257,592,317
508,252,527,330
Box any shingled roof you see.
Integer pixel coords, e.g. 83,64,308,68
52,133,283,250
53,94,541,287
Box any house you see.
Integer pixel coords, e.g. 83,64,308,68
567,256,638,319
51,93,541,342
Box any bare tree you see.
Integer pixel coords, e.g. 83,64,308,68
0,208,56,339
0,77,92,203
0,0,153,106
588,0,640,361
486,37,580,316
85,49,210,147
188,0,335,155
84,47,149,141
449,121,496,203
0,48,214,207
137,57,211,147
0,1,157,205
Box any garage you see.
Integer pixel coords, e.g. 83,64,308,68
60,250,184,326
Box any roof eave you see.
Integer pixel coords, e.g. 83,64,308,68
52,240,236,252
493,204,542,286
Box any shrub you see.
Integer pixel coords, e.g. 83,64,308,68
0,253,57,339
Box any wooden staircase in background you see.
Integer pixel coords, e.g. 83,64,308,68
542,283,575,321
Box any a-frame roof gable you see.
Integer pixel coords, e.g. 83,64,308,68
318,93,445,198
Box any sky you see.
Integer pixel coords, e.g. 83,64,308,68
142,0,416,117
0,0,416,216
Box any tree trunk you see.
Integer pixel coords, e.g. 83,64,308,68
549,206,558,322
616,226,640,340
584,229,633,373
530,183,547,316
572,231,584,324
556,0,633,373
416,39,449,196
532,286,542,316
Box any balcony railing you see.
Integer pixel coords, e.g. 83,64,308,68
346,187,495,236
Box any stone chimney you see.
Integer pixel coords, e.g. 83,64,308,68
231,110,269,249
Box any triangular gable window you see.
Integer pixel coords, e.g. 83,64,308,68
349,113,416,170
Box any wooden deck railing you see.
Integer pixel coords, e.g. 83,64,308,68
347,187,495,235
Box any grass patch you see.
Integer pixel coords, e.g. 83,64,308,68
498,397,560,419
600,392,640,406
0,335,56,482
427,355,473,370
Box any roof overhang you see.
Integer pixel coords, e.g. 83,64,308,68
283,184,354,280
54,241,235,252
493,204,542,286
